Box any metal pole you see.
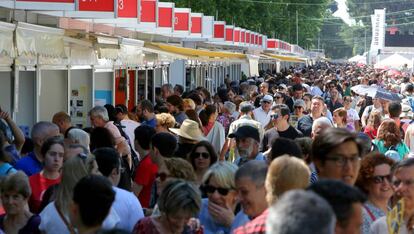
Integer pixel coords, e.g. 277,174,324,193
296,10,299,45
364,27,367,52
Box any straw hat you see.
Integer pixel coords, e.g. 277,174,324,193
169,119,206,142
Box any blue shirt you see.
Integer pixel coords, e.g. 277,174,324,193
198,199,229,234
0,163,16,176
14,152,42,176
233,152,266,166
142,118,156,128
230,210,251,232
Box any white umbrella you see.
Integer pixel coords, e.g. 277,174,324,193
351,84,401,101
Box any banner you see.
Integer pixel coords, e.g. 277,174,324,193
370,9,386,52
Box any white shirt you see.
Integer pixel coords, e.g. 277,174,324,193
253,106,272,127
346,108,360,131
39,201,120,233
112,186,144,232
120,119,140,156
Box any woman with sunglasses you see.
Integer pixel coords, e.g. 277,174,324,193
198,161,241,234
355,153,395,234
28,136,64,214
189,141,218,185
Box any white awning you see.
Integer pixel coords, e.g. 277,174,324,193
0,22,15,58
16,22,65,58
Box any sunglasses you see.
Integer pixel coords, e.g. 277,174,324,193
262,101,272,104
202,185,231,196
372,174,392,184
271,113,279,119
192,152,210,159
156,172,170,182
78,153,88,160
294,106,303,109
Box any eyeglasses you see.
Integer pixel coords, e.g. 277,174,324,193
156,172,170,182
325,156,360,167
372,174,392,184
393,179,414,188
192,152,210,159
202,185,231,196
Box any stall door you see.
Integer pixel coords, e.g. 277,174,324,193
127,70,136,111
147,69,154,103
16,71,35,131
137,70,146,101
39,70,68,122
94,72,114,106
115,69,127,106
70,69,92,128
0,72,12,114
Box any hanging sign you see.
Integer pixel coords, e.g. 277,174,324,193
78,0,114,11
118,0,137,17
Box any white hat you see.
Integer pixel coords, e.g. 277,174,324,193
261,94,274,103
169,119,206,142
400,104,413,118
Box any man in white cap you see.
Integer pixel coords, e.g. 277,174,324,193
253,95,273,127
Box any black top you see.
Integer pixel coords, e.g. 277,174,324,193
0,214,41,234
278,125,303,140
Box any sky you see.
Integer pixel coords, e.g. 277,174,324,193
333,0,356,25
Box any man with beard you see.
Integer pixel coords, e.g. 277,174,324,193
229,125,264,166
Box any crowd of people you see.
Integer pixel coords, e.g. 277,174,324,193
1,62,414,233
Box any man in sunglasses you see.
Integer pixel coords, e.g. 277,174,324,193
253,95,273,127
229,125,264,166
269,104,303,140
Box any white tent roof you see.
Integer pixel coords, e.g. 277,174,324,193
348,54,366,63
375,53,412,68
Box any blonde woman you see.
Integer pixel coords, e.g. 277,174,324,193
198,162,240,233
39,154,119,233
155,113,176,133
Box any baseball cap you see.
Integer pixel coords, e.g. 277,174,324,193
228,125,260,142
293,99,306,108
261,95,274,103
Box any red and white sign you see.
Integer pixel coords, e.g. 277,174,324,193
191,13,202,34
140,0,157,23
246,31,251,44
78,0,114,11
225,26,233,42
174,8,190,31
158,2,174,28
117,0,137,18
234,27,240,43
213,21,225,39
17,0,73,2
241,29,246,43
268,39,276,49
255,34,259,45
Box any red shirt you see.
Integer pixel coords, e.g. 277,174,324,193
233,209,268,234
29,173,61,214
134,154,158,208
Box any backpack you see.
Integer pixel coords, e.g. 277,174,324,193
407,97,414,111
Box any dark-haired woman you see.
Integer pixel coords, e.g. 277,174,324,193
355,153,395,234
199,105,225,155
29,137,63,214
373,119,409,161
188,141,218,185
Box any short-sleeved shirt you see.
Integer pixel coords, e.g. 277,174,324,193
15,152,43,176
277,125,303,140
142,118,156,128
346,108,360,132
233,209,268,234
29,173,61,214
0,163,16,176
134,155,158,208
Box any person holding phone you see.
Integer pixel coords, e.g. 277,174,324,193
0,107,25,165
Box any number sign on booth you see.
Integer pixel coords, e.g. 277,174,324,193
118,0,137,17
78,0,114,11
141,0,157,22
